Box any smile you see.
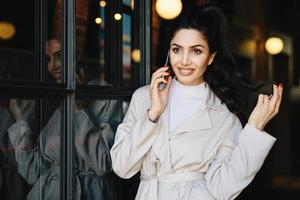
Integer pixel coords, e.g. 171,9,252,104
54,72,61,78
178,68,194,76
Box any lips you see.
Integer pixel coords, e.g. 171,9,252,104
53,71,61,79
178,68,194,76
55,74,61,79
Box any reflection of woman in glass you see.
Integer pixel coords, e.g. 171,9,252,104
0,48,31,199
46,39,62,83
8,39,118,200
111,5,283,200
0,100,31,200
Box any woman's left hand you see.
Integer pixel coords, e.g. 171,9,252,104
248,83,283,131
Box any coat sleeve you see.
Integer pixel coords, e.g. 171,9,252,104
75,107,115,177
204,114,276,200
7,120,48,184
110,87,162,179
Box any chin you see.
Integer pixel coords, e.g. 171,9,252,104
176,76,203,86
176,77,193,86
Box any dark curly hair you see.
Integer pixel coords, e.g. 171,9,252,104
165,5,258,124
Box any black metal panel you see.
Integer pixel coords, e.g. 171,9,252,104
35,0,48,83
0,81,72,98
61,0,75,200
138,0,152,86
76,85,134,99
105,0,123,86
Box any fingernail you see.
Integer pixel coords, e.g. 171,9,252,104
164,66,169,68
279,83,283,88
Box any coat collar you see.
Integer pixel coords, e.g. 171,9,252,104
164,81,227,135
202,82,227,112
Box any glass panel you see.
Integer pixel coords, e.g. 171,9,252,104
0,2,35,82
75,0,107,86
122,14,132,87
75,0,136,88
0,98,62,199
74,98,140,199
0,1,62,84
45,0,63,84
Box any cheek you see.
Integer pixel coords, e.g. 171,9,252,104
48,63,54,73
195,65,208,75
170,55,180,67
194,57,210,70
47,63,51,71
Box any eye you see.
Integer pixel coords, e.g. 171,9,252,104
192,48,202,55
172,47,181,54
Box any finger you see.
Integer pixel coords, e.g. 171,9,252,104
151,67,168,82
150,72,170,88
263,94,273,114
152,71,170,82
269,84,279,107
153,77,168,91
152,66,169,77
261,95,269,111
151,71,170,89
263,94,270,103
165,76,173,91
76,74,82,84
9,99,17,109
256,94,264,108
274,84,283,114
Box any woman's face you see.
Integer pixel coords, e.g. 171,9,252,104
169,29,216,86
46,39,62,83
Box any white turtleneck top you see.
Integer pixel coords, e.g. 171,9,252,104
169,78,207,133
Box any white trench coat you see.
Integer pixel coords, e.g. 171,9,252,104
110,82,276,200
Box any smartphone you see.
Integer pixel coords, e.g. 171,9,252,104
158,51,173,90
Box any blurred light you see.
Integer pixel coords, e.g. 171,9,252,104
99,0,106,7
95,17,102,24
265,37,284,55
155,0,182,20
131,0,134,10
0,21,16,40
238,39,256,56
114,13,122,21
131,49,140,63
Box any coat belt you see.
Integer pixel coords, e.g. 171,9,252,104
140,172,205,200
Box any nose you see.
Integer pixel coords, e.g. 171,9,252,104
181,51,191,66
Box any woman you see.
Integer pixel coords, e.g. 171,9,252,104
0,101,31,200
110,5,283,200
7,45,119,200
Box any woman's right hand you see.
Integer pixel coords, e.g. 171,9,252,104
9,99,35,122
148,66,172,121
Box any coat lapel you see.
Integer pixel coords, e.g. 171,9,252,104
173,105,213,135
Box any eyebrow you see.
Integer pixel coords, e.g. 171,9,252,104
171,43,205,48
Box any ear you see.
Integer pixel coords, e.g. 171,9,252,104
208,52,217,65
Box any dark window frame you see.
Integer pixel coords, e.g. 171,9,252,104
0,0,152,200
